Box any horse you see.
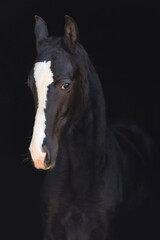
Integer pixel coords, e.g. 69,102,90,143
27,15,157,240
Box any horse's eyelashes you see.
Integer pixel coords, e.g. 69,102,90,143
61,83,71,90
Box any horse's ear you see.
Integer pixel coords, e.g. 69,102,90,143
64,15,79,47
34,15,48,53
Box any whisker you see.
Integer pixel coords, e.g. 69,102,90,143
26,136,32,140
21,152,33,166
23,156,31,163
22,157,33,167
21,152,29,157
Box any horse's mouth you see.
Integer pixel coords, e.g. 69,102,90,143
31,150,56,170
33,156,55,170
29,140,58,170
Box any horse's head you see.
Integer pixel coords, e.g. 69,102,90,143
28,16,87,169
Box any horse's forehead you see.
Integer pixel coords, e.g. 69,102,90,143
53,57,73,78
35,50,74,78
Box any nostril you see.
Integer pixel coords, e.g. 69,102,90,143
42,144,47,153
44,152,51,168
42,145,51,168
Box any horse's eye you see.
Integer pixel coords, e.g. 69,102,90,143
61,83,70,90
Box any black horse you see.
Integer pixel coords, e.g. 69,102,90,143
27,15,157,240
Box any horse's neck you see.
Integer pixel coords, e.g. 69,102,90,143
63,68,107,195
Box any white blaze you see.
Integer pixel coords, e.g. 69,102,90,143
29,60,54,168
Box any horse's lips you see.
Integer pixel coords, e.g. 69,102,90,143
29,144,47,169
34,156,46,169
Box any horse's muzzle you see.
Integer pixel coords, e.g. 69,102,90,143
29,143,53,170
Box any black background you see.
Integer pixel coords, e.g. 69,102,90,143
0,0,160,239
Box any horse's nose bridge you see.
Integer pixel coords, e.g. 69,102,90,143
45,101,57,135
